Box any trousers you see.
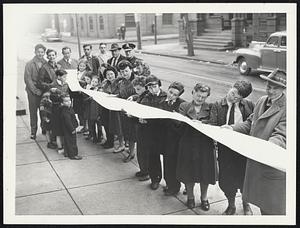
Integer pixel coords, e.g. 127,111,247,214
26,89,42,135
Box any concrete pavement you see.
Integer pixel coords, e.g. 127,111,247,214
16,113,261,215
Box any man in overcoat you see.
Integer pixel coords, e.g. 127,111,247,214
224,69,286,215
107,43,126,72
209,80,255,215
24,44,47,139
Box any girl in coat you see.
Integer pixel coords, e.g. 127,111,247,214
176,83,216,210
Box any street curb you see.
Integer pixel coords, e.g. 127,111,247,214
139,51,231,66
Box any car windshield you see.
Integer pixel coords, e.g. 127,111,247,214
266,36,279,47
280,36,286,47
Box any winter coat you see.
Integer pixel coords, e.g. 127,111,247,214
232,94,286,214
37,61,59,93
61,106,79,134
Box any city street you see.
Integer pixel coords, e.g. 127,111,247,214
15,33,265,216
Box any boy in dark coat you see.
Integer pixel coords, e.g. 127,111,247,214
209,80,255,215
60,94,82,160
140,75,167,190
159,82,186,196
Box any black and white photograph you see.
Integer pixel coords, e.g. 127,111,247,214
3,3,296,225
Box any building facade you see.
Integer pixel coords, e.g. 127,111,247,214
50,13,180,39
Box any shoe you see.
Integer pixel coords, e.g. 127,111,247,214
42,129,46,135
243,203,253,215
69,155,82,160
183,188,187,195
85,135,92,140
222,206,236,215
135,171,144,177
77,127,86,134
99,138,107,145
200,200,210,211
64,153,68,157
164,188,179,196
83,131,89,136
57,148,64,154
163,186,168,193
47,142,57,149
30,134,36,140
187,199,195,209
113,145,125,153
103,144,114,149
138,175,150,181
123,154,135,163
150,182,160,190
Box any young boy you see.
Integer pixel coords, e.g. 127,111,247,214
60,94,82,160
40,91,56,149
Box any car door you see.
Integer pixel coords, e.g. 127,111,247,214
276,35,286,72
260,35,279,70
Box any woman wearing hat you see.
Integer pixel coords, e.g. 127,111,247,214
209,80,255,215
176,83,216,210
223,69,287,215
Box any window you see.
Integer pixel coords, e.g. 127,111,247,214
162,13,173,25
99,16,104,30
80,17,84,30
89,16,94,31
280,36,286,47
125,14,136,27
266,36,279,47
70,17,74,31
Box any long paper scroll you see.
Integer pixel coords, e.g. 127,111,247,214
66,70,287,172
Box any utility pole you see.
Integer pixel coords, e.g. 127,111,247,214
183,13,195,56
54,14,61,34
75,14,82,58
154,14,157,44
135,13,142,50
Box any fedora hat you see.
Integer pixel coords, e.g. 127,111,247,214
122,43,136,51
260,69,286,88
110,43,121,51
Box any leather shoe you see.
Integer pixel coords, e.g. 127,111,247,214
135,171,144,177
163,186,168,192
70,155,82,160
243,204,253,215
30,134,36,140
150,182,159,190
222,206,236,215
187,199,195,209
183,188,187,195
103,144,114,149
200,200,210,211
164,188,179,196
138,175,150,181
47,142,57,149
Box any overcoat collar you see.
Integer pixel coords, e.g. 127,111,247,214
258,93,286,120
220,97,246,107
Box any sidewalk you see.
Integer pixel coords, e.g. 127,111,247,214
16,114,261,216
63,34,236,66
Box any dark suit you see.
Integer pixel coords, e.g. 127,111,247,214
107,54,126,71
209,98,255,199
24,56,47,135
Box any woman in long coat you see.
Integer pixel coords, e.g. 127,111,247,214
176,83,216,210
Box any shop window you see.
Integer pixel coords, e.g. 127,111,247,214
162,13,173,25
99,16,104,30
125,13,136,27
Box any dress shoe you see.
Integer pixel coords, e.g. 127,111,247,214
183,188,187,195
123,154,135,163
57,148,64,155
186,199,195,209
47,142,57,149
138,175,150,181
30,134,36,140
150,182,160,190
222,206,236,215
135,171,144,177
113,145,125,153
103,143,114,149
200,200,210,211
70,155,82,160
164,188,179,196
163,186,168,193
243,203,253,215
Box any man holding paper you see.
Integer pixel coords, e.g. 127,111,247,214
223,69,286,215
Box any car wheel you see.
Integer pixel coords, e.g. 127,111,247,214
238,57,251,75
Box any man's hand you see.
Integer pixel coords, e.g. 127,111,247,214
139,118,147,124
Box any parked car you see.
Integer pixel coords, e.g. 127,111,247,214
41,28,62,42
233,31,286,75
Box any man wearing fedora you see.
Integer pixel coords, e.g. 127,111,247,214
107,43,126,71
223,69,286,215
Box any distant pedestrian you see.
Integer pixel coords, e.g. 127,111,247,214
60,94,82,160
222,69,287,215
120,24,126,40
24,44,47,139
107,43,126,71
57,46,78,70
209,80,255,215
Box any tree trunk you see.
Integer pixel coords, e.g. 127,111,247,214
183,14,195,56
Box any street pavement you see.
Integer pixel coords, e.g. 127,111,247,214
15,33,265,216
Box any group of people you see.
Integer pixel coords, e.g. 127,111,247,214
24,41,286,216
